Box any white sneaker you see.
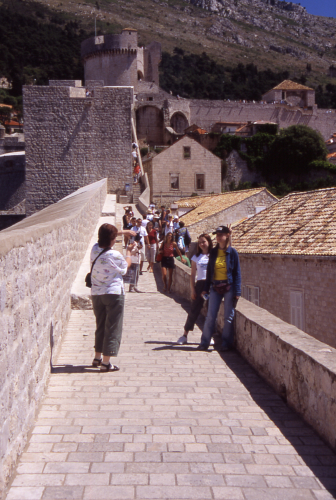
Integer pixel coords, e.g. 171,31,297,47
177,335,188,345
210,338,215,345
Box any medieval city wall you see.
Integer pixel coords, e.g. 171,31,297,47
189,101,336,140
84,51,138,87
23,82,133,216
171,259,336,453
0,179,106,495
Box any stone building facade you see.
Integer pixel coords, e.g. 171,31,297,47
23,80,133,215
262,80,315,107
179,188,277,239
142,136,221,204
81,29,161,88
233,188,336,348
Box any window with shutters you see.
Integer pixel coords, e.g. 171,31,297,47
243,285,260,306
290,290,304,330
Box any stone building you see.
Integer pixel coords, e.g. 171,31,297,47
81,28,161,88
142,135,221,204
178,187,277,239
233,187,336,348
262,80,315,107
23,80,133,215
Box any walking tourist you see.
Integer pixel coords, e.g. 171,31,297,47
90,223,132,372
158,232,186,293
131,217,149,275
146,220,158,273
177,234,213,345
198,226,241,352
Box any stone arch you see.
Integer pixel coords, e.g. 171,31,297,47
137,70,144,80
170,112,189,134
136,105,164,146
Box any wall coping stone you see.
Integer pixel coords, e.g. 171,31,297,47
0,179,107,256
170,257,336,452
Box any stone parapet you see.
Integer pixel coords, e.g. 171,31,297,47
0,179,106,496
170,259,336,453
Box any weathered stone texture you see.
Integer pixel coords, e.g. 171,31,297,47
187,190,275,239
23,83,133,215
0,179,106,496
223,150,262,190
238,253,336,348
171,259,336,454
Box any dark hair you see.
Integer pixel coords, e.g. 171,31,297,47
196,233,213,257
179,221,185,228
98,223,118,248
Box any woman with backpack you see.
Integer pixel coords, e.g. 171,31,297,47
177,233,213,345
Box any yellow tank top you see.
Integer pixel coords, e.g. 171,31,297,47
213,249,228,281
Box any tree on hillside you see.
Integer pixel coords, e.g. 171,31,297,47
266,125,327,177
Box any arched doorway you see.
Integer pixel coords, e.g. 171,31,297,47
137,70,144,81
170,112,189,134
136,106,164,146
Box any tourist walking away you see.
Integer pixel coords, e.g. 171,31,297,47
146,220,158,273
176,222,191,252
177,234,213,344
131,218,149,275
90,223,132,372
158,232,186,293
198,226,241,352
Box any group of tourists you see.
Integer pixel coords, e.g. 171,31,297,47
88,205,241,372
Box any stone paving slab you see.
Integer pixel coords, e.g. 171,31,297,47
4,264,336,500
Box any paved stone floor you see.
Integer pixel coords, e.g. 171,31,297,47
5,269,336,500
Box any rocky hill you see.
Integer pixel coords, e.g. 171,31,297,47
28,0,336,79
1,0,336,96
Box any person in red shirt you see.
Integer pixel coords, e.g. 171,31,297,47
146,221,158,273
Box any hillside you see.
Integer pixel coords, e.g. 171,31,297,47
1,0,336,102
23,0,336,77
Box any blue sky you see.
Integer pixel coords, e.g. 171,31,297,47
289,0,336,18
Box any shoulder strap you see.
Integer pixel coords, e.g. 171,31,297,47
90,247,110,273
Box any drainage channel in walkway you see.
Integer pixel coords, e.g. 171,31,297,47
5,264,336,500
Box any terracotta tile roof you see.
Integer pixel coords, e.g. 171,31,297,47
327,153,336,159
272,79,314,91
233,188,336,256
175,195,212,209
180,188,272,226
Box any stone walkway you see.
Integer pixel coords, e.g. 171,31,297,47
5,270,336,500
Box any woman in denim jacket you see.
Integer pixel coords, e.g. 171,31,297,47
197,225,241,352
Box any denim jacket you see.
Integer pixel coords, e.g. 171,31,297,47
204,245,241,297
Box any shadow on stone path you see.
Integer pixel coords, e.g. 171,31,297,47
4,265,336,500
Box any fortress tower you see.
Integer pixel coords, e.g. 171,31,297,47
81,29,161,87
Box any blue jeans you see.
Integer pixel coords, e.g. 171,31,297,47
200,285,235,349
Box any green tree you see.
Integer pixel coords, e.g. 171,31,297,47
266,125,327,177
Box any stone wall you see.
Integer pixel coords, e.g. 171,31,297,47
223,150,263,190
0,152,25,211
170,259,336,453
23,82,133,215
0,135,25,156
186,190,277,239
238,253,336,348
0,179,106,496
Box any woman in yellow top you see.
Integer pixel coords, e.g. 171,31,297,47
197,226,241,352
